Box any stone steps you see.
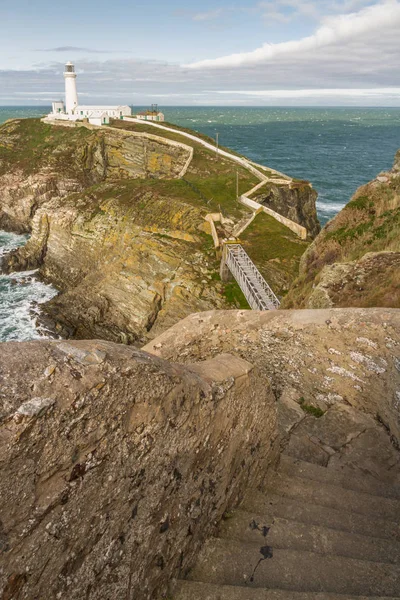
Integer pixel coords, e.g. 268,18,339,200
219,510,400,564
280,454,400,499
266,472,400,522
175,581,400,600
185,538,400,596
174,448,400,599
242,489,400,542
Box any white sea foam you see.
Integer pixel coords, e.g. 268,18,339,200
0,230,28,258
317,201,346,214
0,231,58,341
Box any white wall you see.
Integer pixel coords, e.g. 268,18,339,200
65,74,78,114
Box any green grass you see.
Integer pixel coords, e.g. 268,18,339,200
239,212,309,294
0,118,92,177
110,119,258,218
325,220,374,244
222,281,250,309
346,195,374,211
299,397,325,418
222,510,236,520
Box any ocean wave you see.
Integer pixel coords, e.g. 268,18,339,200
0,270,58,341
317,201,346,213
0,230,58,341
0,230,28,258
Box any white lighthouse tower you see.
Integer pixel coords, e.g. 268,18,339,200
64,62,78,114
49,61,132,123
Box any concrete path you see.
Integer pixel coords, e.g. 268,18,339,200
123,118,287,185
123,118,307,240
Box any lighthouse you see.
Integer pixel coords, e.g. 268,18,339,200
49,61,132,123
64,62,78,114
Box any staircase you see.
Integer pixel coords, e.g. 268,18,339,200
174,453,400,599
223,243,280,311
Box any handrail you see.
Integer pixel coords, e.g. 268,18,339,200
224,243,280,311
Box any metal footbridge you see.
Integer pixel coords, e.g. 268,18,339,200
222,243,280,311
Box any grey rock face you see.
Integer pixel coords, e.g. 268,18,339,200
0,339,277,600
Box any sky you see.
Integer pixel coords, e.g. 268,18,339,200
1,0,400,106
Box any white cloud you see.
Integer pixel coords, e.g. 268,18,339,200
186,1,400,68
214,87,400,98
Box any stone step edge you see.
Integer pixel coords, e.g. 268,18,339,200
194,536,400,567
280,454,400,500
217,508,400,550
242,490,400,543
265,472,400,522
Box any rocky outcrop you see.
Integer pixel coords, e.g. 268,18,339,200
0,120,226,341
145,308,400,445
2,188,226,342
0,339,277,600
302,251,400,309
284,150,400,309
0,119,191,233
253,180,320,239
145,308,400,598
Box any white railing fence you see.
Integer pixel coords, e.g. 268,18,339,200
224,244,280,311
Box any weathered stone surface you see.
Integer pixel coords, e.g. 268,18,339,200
328,427,400,483
144,308,400,446
0,339,277,600
285,432,332,466
303,252,400,310
286,403,377,466
277,387,305,435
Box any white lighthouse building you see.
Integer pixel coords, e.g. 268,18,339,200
64,62,78,113
49,62,132,125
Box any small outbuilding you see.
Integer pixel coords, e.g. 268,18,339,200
52,100,65,114
88,112,110,126
135,110,165,122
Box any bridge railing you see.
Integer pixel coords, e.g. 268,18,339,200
224,243,280,311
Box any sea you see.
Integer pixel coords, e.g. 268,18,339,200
1,105,400,341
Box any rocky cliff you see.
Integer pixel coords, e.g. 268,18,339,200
0,118,319,341
284,150,400,309
253,179,320,238
0,338,277,600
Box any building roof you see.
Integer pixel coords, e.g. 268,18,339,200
77,105,131,110
138,110,163,115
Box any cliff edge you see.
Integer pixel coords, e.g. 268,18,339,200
284,150,400,309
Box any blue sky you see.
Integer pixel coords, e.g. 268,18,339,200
2,0,400,105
